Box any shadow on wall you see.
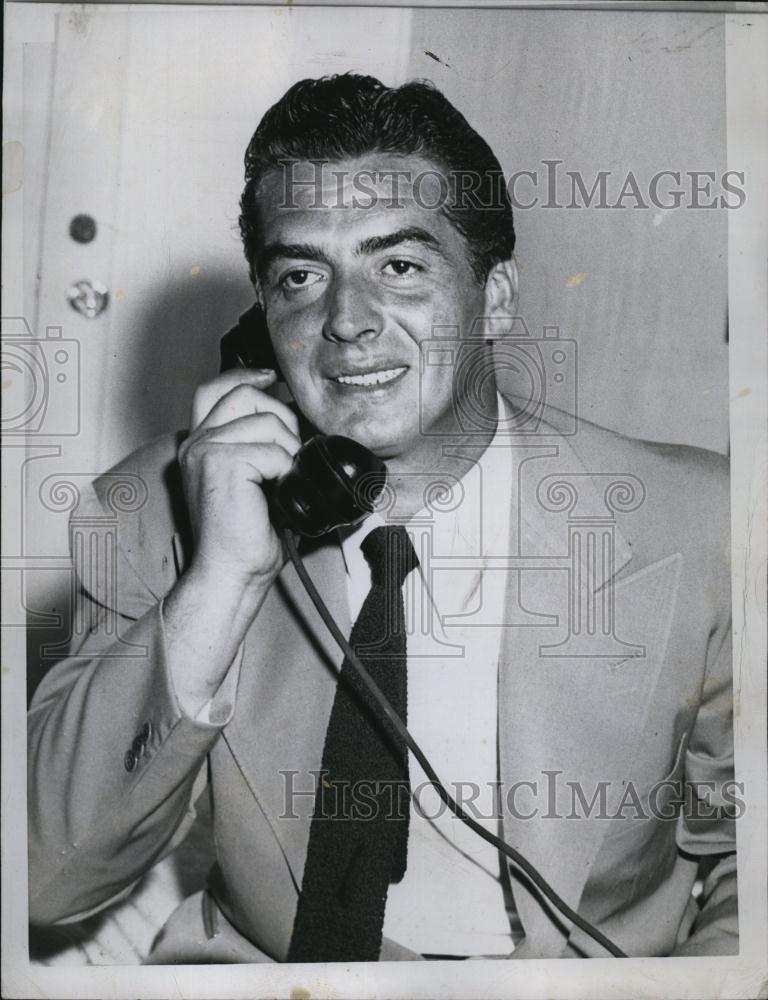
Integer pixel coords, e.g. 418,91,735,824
119,269,256,453
27,270,255,703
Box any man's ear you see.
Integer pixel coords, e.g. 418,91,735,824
483,258,519,335
252,277,265,311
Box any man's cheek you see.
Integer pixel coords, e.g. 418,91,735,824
274,329,315,381
381,297,438,346
277,338,304,364
419,367,455,420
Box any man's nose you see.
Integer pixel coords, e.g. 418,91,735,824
322,274,383,344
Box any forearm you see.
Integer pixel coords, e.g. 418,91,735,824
162,561,273,718
28,602,221,924
670,854,738,956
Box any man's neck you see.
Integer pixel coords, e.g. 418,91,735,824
383,395,500,520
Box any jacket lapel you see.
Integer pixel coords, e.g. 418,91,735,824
223,536,350,889
498,429,682,956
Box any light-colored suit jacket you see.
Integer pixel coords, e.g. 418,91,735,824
28,401,737,959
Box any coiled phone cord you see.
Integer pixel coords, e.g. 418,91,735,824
283,529,627,959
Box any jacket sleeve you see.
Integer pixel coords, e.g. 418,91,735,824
670,623,739,956
27,487,230,926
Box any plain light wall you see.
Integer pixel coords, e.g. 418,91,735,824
405,9,728,451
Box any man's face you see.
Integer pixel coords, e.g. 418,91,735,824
253,154,501,462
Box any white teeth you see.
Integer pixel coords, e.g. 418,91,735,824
335,367,406,387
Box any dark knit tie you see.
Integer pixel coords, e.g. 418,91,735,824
288,525,419,962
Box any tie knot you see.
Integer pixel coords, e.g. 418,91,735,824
361,525,419,589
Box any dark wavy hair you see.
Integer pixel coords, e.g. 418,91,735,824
239,74,515,285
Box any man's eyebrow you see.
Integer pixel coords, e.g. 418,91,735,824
256,227,444,276
256,242,331,275
356,227,444,256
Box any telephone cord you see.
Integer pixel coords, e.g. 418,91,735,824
283,529,627,959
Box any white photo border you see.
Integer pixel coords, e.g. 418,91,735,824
2,3,766,998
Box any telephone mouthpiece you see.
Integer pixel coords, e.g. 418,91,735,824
270,435,388,538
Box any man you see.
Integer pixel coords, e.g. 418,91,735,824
28,74,736,961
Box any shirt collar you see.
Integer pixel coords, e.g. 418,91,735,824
338,394,516,574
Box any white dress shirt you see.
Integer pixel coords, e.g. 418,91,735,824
338,395,521,957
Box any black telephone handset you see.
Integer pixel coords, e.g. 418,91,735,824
220,302,282,375
220,304,387,538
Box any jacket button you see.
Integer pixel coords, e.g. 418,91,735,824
138,722,152,743
132,736,145,757
124,749,137,772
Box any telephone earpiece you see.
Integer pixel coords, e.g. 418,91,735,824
269,435,387,538
220,302,282,377
220,306,387,537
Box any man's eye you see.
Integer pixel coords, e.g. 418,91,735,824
383,259,422,277
281,269,324,290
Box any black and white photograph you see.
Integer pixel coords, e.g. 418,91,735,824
2,2,766,998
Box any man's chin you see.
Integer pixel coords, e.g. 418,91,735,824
305,411,408,455
344,429,406,460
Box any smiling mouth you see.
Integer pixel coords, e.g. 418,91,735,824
332,366,408,387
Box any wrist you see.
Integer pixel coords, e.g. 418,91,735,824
162,558,275,718
165,558,275,643
184,553,277,607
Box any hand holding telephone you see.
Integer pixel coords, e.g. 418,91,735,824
221,302,388,539
268,434,387,538
217,305,626,958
